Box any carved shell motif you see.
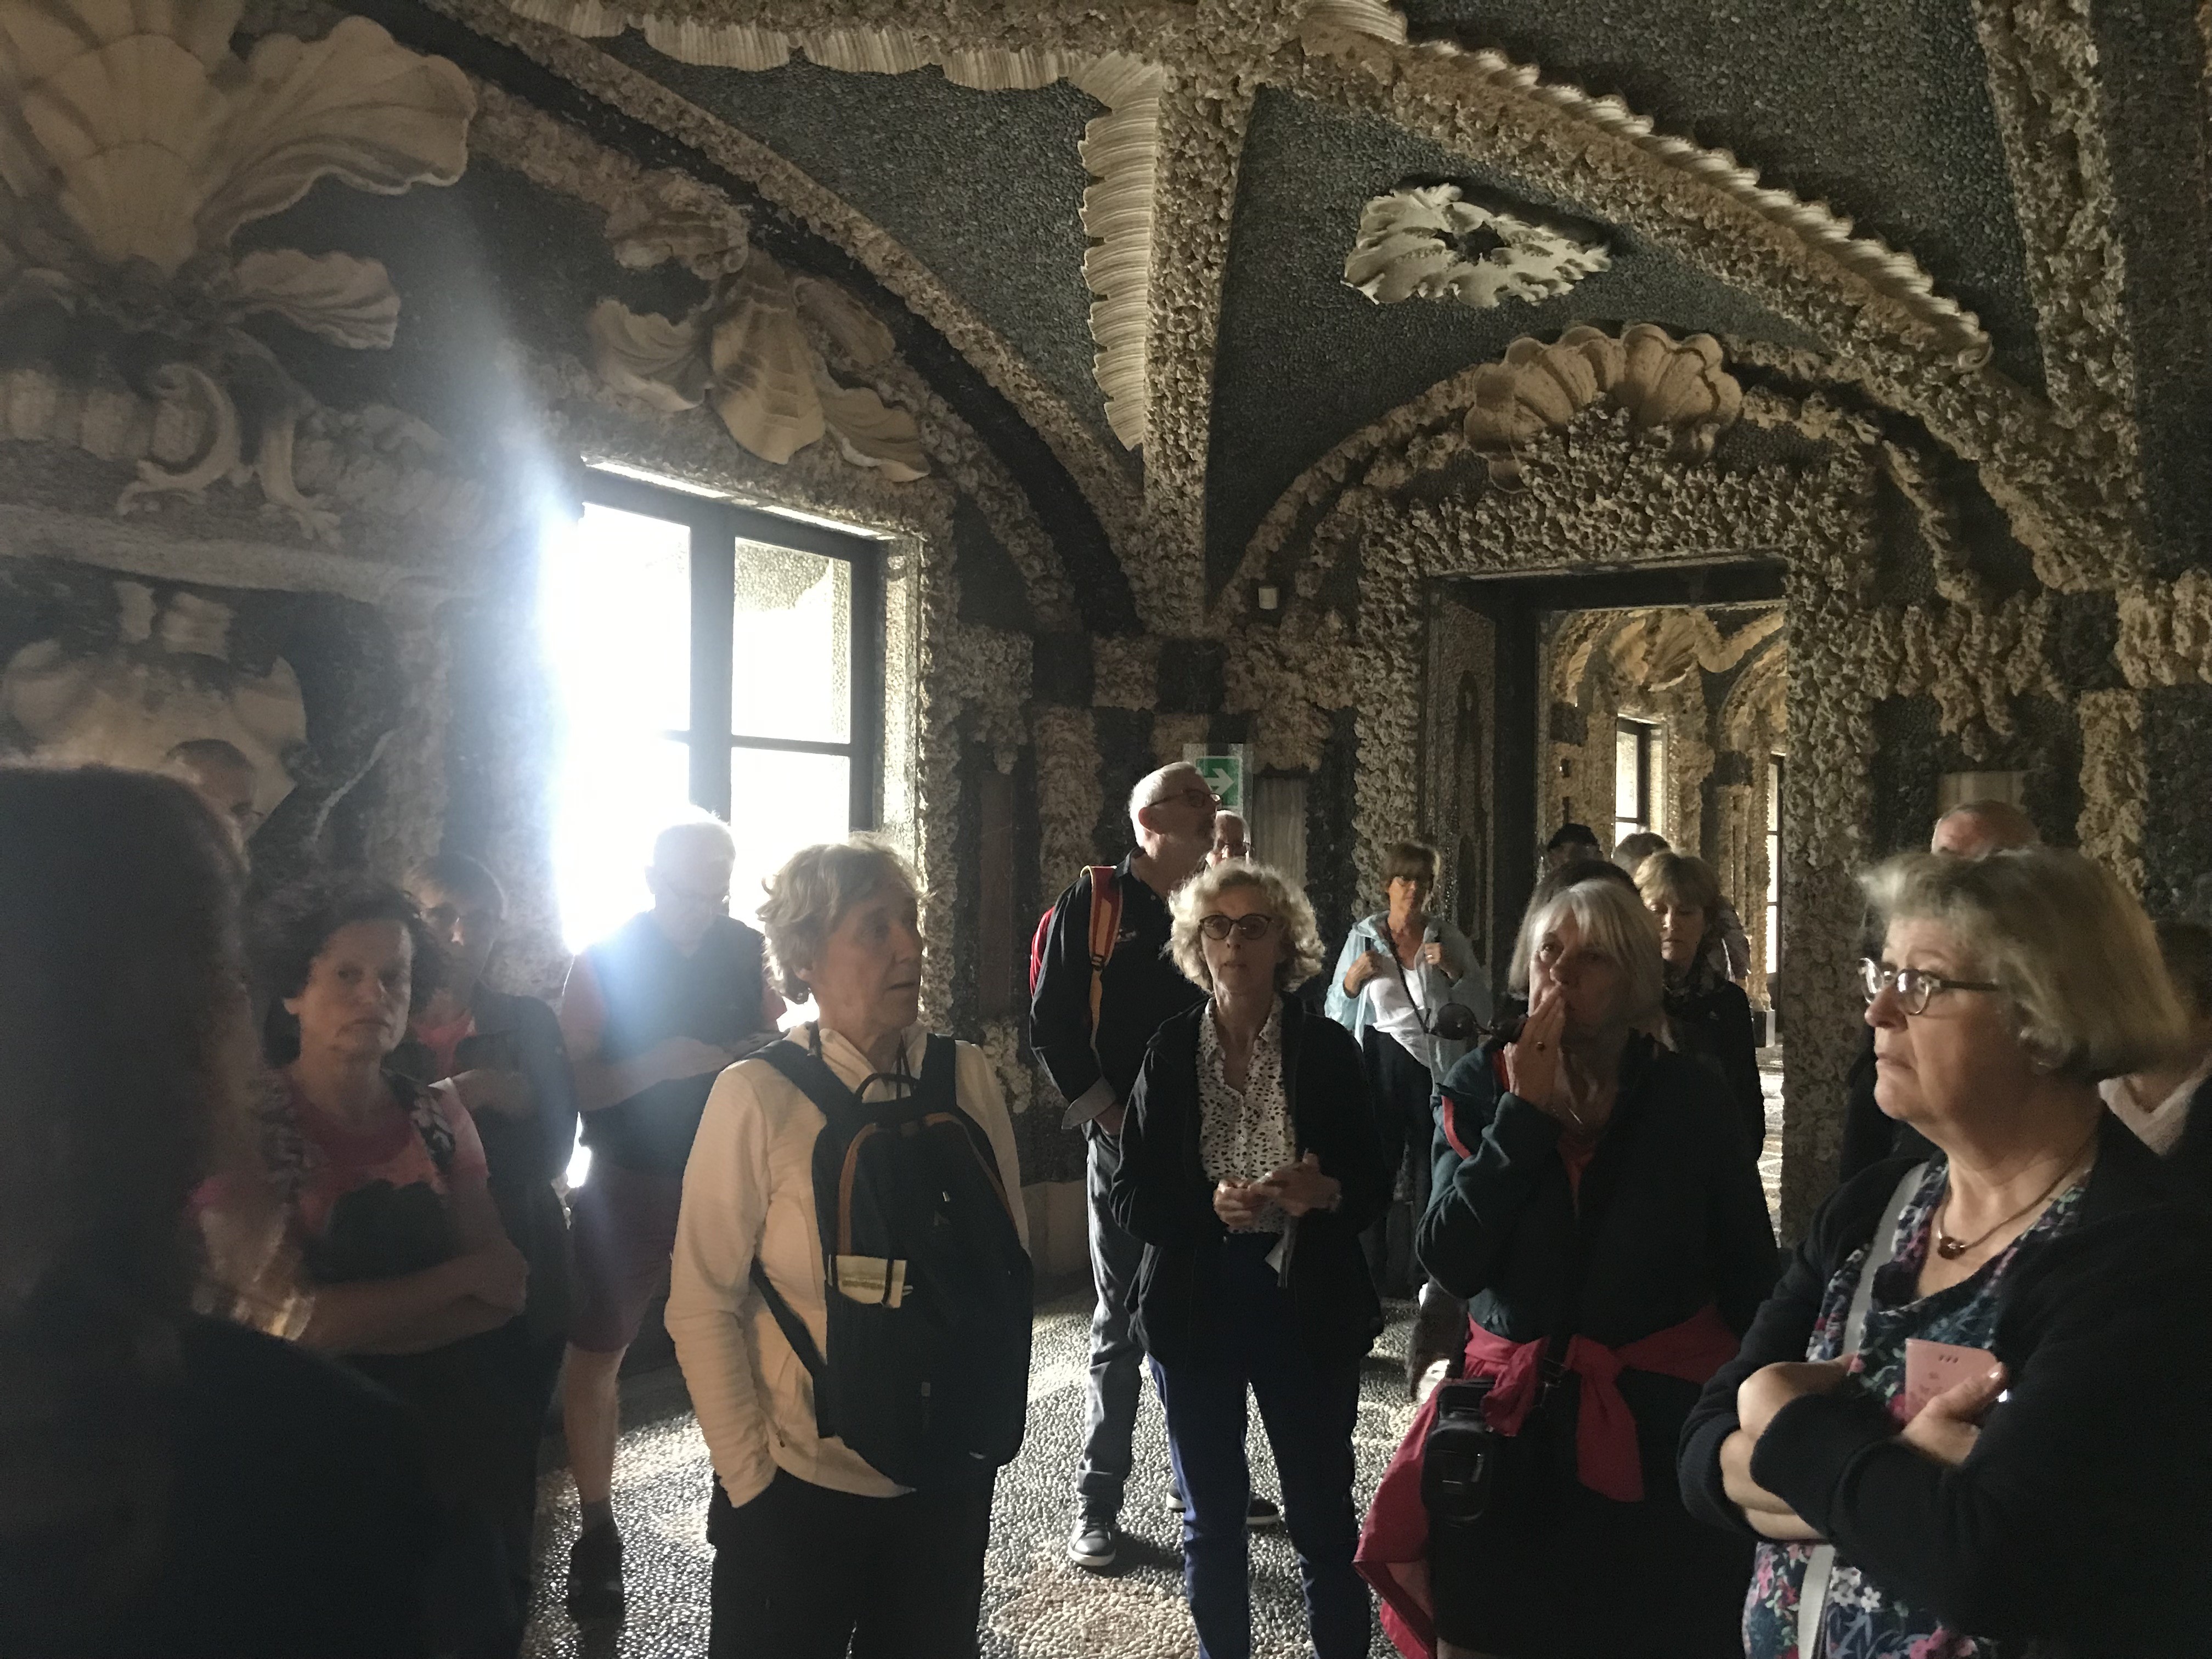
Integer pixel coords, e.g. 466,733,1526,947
1463,323,1743,486
1345,183,1611,310
590,227,927,482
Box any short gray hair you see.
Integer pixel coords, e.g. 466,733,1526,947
758,837,919,999
653,817,735,867
1863,849,2185,1081
1167,861,1323,993
1128,761,1201,839
1511,876,1668,1039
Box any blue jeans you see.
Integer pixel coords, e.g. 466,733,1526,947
1149,1234,1372,1659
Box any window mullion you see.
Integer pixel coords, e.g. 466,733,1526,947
690,517,735,819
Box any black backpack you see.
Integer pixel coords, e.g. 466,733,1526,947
748,1034,1033,1488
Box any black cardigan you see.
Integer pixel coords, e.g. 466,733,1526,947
1109,994,1391,1367
1419,1035,1779,1346
1679,1115,2212,1656
1667,973,1768,1159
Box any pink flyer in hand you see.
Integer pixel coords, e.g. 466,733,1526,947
1903,1338,1997,1420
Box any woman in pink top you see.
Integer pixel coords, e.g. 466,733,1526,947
250,876,533,1659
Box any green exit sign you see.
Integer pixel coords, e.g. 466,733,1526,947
1188,751,1245,812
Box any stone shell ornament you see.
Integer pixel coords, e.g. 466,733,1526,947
1463,324,1743,486
0,0,475,539
1344,183,1611,309
590,195,928,481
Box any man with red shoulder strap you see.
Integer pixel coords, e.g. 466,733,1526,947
1034,761,1272,1569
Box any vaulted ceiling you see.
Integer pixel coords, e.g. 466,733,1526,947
426,0,2212,620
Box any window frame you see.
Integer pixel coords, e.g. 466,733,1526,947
1613,716,1662,847
577,470,885,830
1766,752,1785,977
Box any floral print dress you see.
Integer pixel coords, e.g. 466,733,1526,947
1744,1156,2087,1659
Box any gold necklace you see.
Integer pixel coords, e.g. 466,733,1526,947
1933,1130,2098,1261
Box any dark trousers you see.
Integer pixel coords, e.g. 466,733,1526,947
351,1324,534,1659
1080,1127,1147,1520
1359,1030,1438,1297
1150,1235,1373,1659
707,1469,994,1658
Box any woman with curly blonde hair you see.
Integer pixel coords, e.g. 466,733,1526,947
1110,860,1391,1659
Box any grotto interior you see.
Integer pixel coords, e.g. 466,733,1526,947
5,0,2210,1650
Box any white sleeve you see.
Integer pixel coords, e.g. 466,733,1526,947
957,1042,1029,1252
667,1064,777,1505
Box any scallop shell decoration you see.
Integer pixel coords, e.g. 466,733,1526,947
0,0,475,539
1463,324,1742,486
590,197,927,482
1345,184,1611,310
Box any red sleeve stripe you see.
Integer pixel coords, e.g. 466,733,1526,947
1440,1093,1474,1160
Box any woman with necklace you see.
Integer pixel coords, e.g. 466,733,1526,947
1114,860,1391,1659
249,876,535,1658
1364,872,1778,1659
1683,848,2212,1658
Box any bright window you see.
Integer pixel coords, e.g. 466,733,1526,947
1613,718,1664,850
541,476,884,953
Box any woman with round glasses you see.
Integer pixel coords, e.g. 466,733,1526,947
1368,871,1776,1659
1111,860,1391,1659
1683,848,2212,1658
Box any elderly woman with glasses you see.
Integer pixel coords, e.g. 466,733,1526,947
1363,871,1777,1659
1682,848,2212,1659
1111,861,1391,1659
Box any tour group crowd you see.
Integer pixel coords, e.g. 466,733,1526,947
1,744,2207,1659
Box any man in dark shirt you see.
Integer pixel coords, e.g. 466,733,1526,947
554,820,778,1618
1034,762,1249,1570
392,853,580,1638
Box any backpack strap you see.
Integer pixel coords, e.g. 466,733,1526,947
743,1041,874,1439
1085,865,1121,1041
1088,871,1124,1040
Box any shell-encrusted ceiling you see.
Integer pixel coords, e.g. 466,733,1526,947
430,0,2157,632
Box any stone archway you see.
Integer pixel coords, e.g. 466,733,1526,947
1212,322,2037,1235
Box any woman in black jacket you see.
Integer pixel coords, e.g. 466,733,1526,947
1637,851,1766,1160
1679,849,2212,1659
1413,871,1777,1659
1111,860,1390,1659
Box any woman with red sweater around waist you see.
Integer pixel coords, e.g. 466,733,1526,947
1363,872,1777,1658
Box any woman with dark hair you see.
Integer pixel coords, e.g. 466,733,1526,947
252,874,533,1658
395,852,580,1637
1637,851,1766,1160
0,766,434,1658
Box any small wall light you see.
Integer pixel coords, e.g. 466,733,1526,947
1256,582,1280,612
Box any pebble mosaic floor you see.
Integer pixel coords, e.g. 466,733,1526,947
523,1054,1790,1658
523,1294,1423,1659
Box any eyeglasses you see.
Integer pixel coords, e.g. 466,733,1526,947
1199,913,1280,943
1860,958,2002,1016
